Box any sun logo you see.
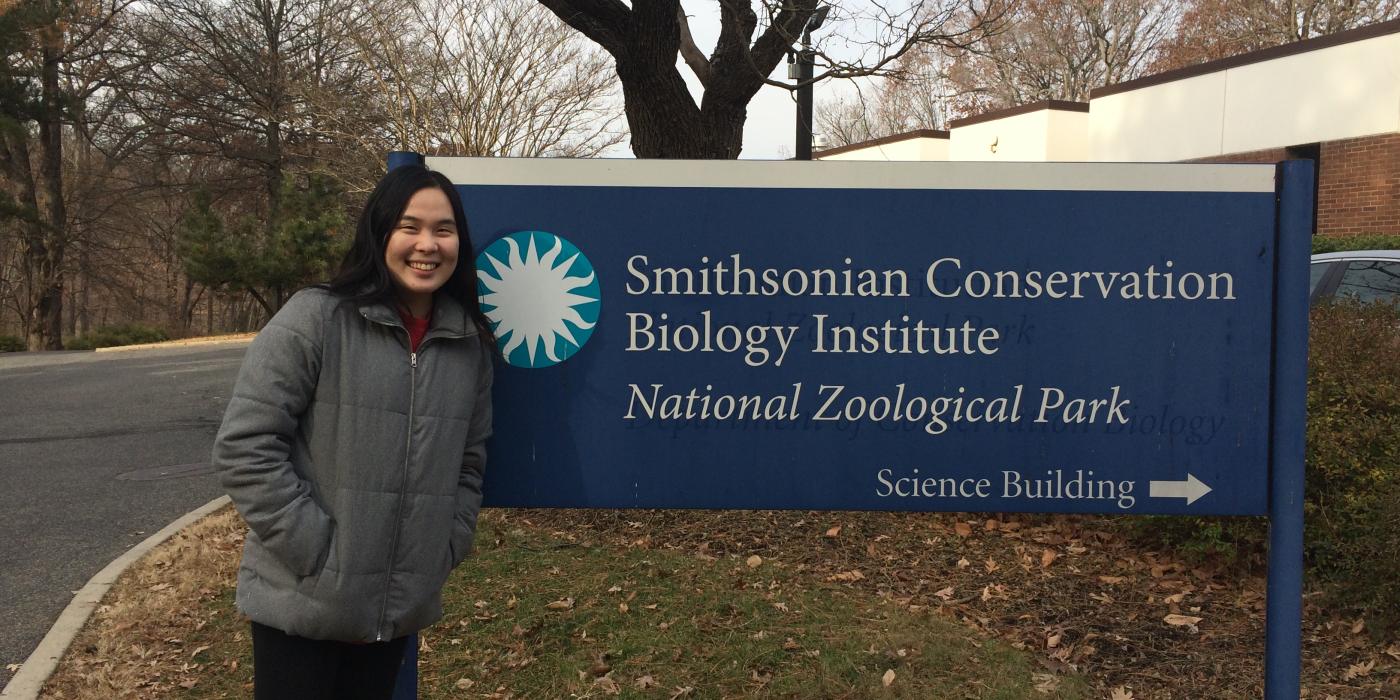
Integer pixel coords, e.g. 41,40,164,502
475,231,601,368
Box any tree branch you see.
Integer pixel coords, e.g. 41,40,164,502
677,5,711,88
536,0,631,57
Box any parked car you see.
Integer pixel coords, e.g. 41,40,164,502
1309,250,1400,306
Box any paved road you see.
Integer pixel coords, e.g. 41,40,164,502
0,344,248,688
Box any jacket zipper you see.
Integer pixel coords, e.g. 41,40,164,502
361,307,468,641
376,335,417,641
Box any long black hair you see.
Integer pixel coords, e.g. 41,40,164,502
325,165,496,345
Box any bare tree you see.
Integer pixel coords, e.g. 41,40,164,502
1153,0,1399,70
1,0,135,349
130,0,377,219
326,0,624,180
533,0,1001,158
945,0,1175,113
818,50,958,147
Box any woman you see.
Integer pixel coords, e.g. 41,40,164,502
213,165,495,699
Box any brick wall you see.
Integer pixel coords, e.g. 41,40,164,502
1318,133,1400,237
1192,133,1400,237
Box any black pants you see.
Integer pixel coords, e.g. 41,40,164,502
251,621,410,700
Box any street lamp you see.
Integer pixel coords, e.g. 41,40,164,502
790,5,830,160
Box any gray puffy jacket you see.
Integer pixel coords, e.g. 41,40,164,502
213,287,492,642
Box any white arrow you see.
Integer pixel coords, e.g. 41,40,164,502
1149,474,1213,505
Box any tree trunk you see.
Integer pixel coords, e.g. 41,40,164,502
615,67,749,158
24,42,66,351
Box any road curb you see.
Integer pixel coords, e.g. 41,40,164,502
0,495,233,700
94,334,256,353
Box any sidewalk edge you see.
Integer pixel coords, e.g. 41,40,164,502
0,495,233,700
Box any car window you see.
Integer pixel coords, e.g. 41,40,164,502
1309,262,1333,296
1335,260,1400,303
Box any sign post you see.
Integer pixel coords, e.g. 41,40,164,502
1264,159,1313,699
386,155,1311,698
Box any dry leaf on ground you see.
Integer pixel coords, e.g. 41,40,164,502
882,668,896,686
1342,659,1375,680
1163,614,1202,627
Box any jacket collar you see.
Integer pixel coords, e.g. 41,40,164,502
358,292,477,339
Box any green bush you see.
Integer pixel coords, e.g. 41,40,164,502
63,324,170,350
0,335,23,352
1312,233,1400,254
1131,299,1400,632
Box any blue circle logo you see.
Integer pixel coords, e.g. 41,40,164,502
475,231,600,368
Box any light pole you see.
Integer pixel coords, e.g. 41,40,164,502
790,5,829,160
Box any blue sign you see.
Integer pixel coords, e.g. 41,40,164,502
385,154,1312,700
425,158,1300,517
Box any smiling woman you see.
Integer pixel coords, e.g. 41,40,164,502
211,165,497,699
382,187,461,319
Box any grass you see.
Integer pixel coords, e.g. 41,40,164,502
420,511,1086,698
41,507,1087,699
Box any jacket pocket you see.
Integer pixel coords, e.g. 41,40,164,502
296,526,338,597
448,521,475,570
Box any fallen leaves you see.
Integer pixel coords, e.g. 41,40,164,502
881,668,896,687
1040,549,1059,568
953,521,973,537
1109,687,1134,700
1342,659,1375,680
746,555,763,568
592,675,620,695
824,525,842,538
1032,672,1060,693
545,597,575,611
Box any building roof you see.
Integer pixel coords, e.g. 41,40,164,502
1091,17,1400,98
947,100,1089,129
811,128,948,159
